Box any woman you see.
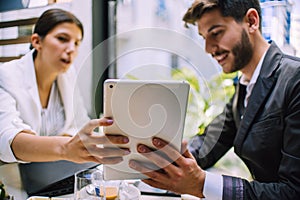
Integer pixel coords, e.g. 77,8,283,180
0,9,129,164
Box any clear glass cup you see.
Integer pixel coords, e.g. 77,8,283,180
74,168,101,200
74,167,121,200
74,166,141,200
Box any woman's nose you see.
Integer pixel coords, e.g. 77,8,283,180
66,42,77,53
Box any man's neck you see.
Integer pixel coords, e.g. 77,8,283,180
241,38,270,81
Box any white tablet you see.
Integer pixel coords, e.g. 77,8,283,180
102,79,190,180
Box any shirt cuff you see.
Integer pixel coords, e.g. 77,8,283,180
202,171,223,200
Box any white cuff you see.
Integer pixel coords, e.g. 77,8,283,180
0,128,29,163
202,171,223,200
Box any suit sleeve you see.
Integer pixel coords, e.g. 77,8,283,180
188,93,238,169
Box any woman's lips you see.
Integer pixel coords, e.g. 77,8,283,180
61,58,71,64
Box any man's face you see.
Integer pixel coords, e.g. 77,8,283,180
197,9,253,73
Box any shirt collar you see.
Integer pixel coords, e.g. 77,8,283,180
239,51,268,107
240,51,267,86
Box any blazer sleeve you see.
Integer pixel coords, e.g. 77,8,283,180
58,67,91,136
0,87,33,163
63,85,90,136
188,94,238,169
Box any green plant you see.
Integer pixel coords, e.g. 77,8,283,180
171,67,236,138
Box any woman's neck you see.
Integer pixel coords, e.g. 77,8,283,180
34,57,58,108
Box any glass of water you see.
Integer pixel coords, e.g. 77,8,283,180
74,167,120,200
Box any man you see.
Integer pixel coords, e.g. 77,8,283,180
129,0,300,199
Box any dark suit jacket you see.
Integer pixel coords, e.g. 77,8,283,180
188,41,300,199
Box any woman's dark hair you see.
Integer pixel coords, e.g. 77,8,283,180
30,8,84,49
183,0,262,32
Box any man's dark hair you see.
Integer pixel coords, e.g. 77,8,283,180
183,0,262,31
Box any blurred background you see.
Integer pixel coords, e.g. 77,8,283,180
0,0,299,179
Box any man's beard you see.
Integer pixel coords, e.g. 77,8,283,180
231,29,254,72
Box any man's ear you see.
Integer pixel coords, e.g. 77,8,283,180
245,8,260,33
31,33,42,50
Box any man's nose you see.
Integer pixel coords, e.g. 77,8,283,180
205,39,217,56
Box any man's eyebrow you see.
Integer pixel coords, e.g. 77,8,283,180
199,24,224,38
207,24,223,33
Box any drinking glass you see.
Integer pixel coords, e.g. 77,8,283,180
74,167,120,200
74,166,141,200
74,168,100,200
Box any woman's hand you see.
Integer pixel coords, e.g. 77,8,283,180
129,137,205,198
11,117,129,163
61,118,130,164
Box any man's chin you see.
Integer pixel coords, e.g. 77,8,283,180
221,64,240,74
221,66,233,74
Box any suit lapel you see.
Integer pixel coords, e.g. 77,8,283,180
23,51,42,131
234,76,276,154
57,68,75,131
23,52,40,106
234,41,282,155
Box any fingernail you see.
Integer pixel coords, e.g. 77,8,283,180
153,138,161,147
138,145,147,153
124,149,131,155
123,137,129,143
129,161,136,168
107,119,113,124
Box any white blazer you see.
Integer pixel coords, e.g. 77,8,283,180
0,50,90,162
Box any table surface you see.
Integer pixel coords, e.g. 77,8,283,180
0,163,200,200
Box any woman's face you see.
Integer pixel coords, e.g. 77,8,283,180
36,22,83,73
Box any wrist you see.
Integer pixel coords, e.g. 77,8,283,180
56,136,71,161
191,167,206,198
198,169,206,198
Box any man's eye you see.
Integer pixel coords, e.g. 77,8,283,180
209,30,224,41
212,31,221,37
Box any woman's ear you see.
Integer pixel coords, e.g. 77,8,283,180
31,33,41,50
245,8,260,33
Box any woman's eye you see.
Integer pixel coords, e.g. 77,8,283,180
75,41,80,47
57,36,68,42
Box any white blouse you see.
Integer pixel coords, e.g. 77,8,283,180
40,81,65,136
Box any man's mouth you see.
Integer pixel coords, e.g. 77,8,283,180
213,52,228,66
